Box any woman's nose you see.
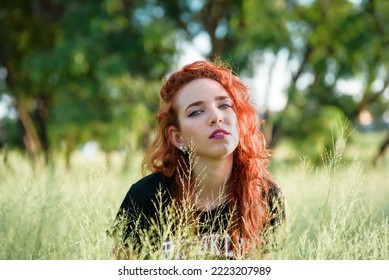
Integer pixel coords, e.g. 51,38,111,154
208,107,223,125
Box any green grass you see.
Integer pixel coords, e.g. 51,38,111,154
0,151,138,259
0,132,388,260
272,158,388,259
271,130,389,259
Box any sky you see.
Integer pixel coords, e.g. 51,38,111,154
0,101,6,119
0,91,13,120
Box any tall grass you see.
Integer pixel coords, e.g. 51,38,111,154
271,129,389,259
0,132,388,260
0,151,136,259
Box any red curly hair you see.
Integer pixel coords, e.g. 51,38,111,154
142,60,273,252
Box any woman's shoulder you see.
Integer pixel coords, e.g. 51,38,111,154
131,172,166,188
267,181,283,201
265,179,285,226
118,172,173,213
128,172,172,199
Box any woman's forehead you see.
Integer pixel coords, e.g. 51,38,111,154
176,78,230,101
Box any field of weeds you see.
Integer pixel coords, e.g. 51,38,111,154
0,131,388,260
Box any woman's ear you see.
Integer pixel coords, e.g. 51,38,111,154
168,126,185,149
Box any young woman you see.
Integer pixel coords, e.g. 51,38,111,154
112,60,285,259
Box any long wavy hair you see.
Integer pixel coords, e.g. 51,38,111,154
142,60,273,252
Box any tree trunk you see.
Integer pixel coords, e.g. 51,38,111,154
16,97,42,163
34,97,51,164
373,134,389,166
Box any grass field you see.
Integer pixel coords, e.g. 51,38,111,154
0,131,388,260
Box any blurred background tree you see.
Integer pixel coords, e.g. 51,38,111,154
0,0,388,167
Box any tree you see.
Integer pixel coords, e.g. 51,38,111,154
279,0,389,160
1,0,388,164
0,0,62,163
0,0,178,167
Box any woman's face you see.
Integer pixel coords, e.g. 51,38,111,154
170,78,239,160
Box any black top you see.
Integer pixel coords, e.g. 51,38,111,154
112,172,285,257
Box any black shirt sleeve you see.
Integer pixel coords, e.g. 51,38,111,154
111,173,172,248
267,185,286,229
262,183,286,252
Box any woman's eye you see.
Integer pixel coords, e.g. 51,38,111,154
219,103,232,109
188,110,202,117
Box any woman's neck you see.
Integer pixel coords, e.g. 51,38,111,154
192,155,233,211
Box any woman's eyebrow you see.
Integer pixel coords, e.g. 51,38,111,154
185,101,204,113
184,96,231,113
215,96,231,102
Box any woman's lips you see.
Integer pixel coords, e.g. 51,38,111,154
209,129,230,139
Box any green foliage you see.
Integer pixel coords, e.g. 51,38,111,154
1,0,389,162
0,118,23,149
45,0,177,154
0,0,177,158
278,105,348,162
